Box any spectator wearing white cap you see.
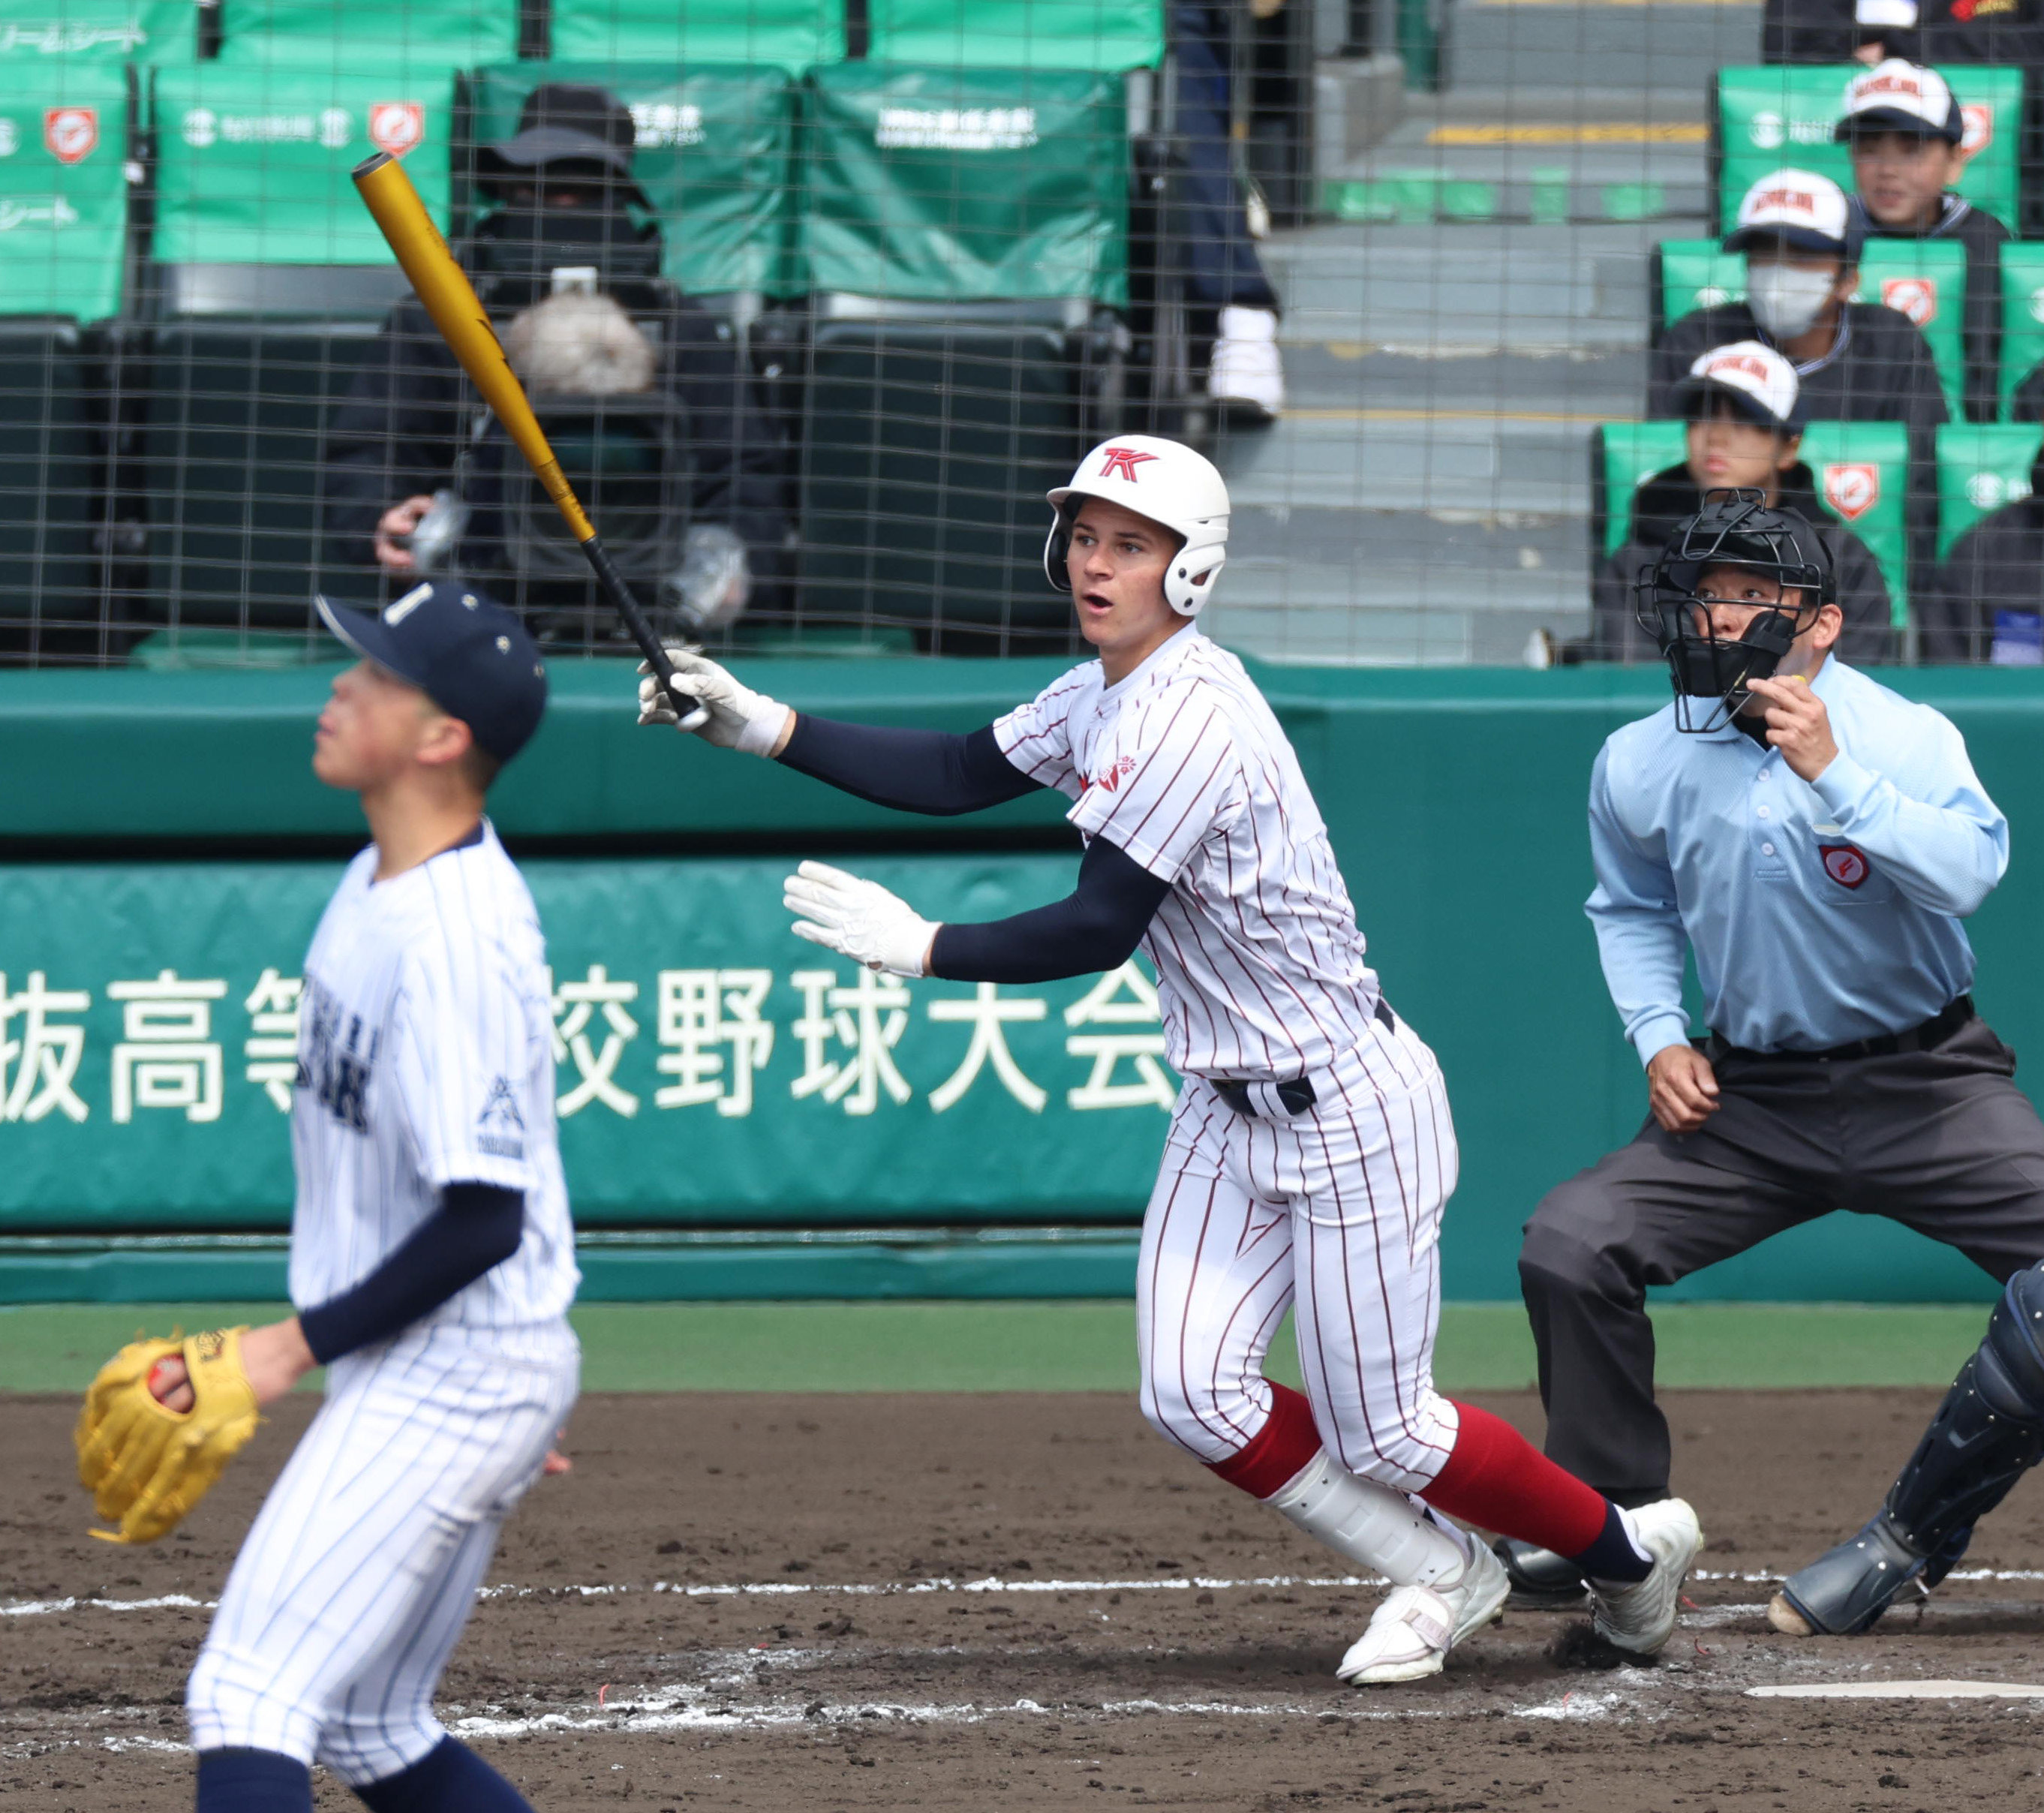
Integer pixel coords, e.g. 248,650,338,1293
1652,168,1947,564
1838,60,2007,422
1579,342,1894,663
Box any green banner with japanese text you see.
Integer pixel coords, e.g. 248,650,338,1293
0,856,1174,1231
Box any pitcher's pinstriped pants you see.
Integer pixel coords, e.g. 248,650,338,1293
187,1319,579,1784
1137,1009,1462,1493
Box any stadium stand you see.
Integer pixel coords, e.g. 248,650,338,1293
864,0,1166,73
792,60,1137,649
137,62,452,634
215,0,519,74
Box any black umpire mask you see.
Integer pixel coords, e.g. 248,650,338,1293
1637,489,1832,733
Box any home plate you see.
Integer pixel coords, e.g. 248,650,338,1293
1748,1681,2044,1700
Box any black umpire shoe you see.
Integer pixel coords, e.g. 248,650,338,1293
1492,1537,1588,1608
1768,1512,1971,1636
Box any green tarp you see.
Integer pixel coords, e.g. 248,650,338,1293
0,59,128,319
216,0,519,74
1714,64,2022,231
800,62,1128,305
867,0,1164,71
1596,419,1911,621
471,62,801,299
1998,241,2044,419
149,62,455,266
0,1,192,62
549,0,846,75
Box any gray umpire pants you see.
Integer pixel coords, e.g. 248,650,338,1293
1519,1015,2044,1505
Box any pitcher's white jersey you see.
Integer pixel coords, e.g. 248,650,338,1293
995,627,1379,1080
288,821,578,1326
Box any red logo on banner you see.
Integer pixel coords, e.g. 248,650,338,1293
1820,844,1870,888
1823,463,1880,522
1097,446,1159,483
1961,104,1993,155
1880,276,1937,327
368,101,425,157
44,107,97,165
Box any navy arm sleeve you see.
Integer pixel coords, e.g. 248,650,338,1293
930,835,1171,983
776,717,1042,816
297,1182,525,1366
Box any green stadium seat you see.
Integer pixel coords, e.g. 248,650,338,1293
867,0,1165,72
1653,236,1968,420
0,60,129,320
1712,64,2021,233
1998,242,2044,419
0,1,196,63
800,63,1129,307
149,62,455,267
216,0,517,76
470,63,801,305
548,0,843,75
1935,422,2041,558
1594,419,1912,621
0,317,104,628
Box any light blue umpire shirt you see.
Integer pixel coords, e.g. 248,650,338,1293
1587,655,2009,1064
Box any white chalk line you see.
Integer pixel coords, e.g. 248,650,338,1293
14,1565,2044,1623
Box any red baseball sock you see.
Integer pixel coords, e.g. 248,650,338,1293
1423,1400,1610,1558
1206,1380,1322,1500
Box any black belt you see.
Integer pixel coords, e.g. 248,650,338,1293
1210,997,1396,1120
1706,994,1975,1066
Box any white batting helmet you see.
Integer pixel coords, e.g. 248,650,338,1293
1044,435,1230,617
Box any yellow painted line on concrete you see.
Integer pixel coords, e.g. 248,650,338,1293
1282,407,1636,424
1428,123,1708,144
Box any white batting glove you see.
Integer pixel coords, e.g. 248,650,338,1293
783,861,938,978
636,647,790,756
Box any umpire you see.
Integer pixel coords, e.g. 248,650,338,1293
1501,489,2044,1607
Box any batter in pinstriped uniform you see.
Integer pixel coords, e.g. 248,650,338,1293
641,436,1706,1685
178,581,578,1813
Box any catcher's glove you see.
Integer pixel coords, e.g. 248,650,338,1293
75,1327,260,1544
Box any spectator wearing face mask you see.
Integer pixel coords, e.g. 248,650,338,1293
1580,341,1895,663
321,83,789,635
1839,61,2006,423
1651,169,1948,562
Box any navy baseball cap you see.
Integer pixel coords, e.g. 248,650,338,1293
317,581,549,764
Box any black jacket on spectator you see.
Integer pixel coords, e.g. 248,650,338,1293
322,212,788,601
1652,302,1948,562
1583,462,1896,663
2000,358,2044,419
1762,0,2044,70
1848,193,2007,422
1917,444,2044,660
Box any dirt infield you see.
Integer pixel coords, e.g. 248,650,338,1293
9,1387,2044,1811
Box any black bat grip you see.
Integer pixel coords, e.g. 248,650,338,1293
579,534,706,730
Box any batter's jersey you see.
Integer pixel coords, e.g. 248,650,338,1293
287,821,578,1328
994,627,1380,1080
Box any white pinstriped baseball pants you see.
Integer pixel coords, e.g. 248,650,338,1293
187,1319,579,1782
1136,1008,1462,1493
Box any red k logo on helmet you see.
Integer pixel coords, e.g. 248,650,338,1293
44,107,97,165
1823,463,1880,522
368,101,425,157
1097,446,1159,483
1880,276,1937,327
1820,843,1870,888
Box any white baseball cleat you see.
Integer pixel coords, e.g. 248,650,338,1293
1207,305,1285,422
1587,1498,1705,1655
1336,1535,1510,1685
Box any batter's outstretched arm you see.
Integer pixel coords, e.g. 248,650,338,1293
296,1182,525,1365
932,837,1170,982
778,717,1042,816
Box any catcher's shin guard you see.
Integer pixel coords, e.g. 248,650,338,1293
1773,1265,2044,1635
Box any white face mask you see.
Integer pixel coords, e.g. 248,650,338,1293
1747,262,1838,341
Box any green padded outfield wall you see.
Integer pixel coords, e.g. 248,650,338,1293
6,659,2044,1303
